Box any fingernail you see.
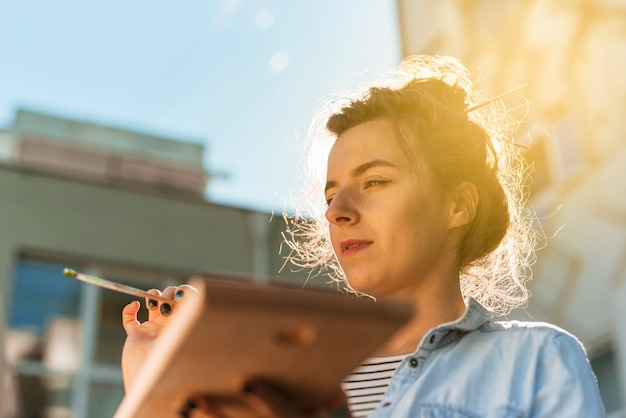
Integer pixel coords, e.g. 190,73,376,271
147,299,158,309
175,289,184,300
160,303,172,316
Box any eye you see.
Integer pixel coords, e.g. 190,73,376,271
363,179,389,189
325,195,335,206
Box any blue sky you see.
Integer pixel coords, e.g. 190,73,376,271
0,0,401,212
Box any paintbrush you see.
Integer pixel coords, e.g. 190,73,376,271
63,268,176,304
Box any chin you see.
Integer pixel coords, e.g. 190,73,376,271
345,276,379,295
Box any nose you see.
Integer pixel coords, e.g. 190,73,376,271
325,189,359,225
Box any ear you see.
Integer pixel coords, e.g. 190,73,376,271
447,181,479,230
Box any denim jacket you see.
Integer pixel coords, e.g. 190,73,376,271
368,299,606,418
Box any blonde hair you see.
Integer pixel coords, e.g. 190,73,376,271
282,56,536,316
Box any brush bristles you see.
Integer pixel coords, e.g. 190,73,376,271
63,268,78,278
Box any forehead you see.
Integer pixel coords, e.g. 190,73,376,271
327,120,406,171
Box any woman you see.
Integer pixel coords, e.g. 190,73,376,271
122,55,606,417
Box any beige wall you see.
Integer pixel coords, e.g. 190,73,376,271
397,0,626,412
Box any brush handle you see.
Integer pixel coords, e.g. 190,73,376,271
63,268,176,303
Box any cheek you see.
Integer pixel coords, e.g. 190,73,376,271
399,204,447,244
328,226,342,255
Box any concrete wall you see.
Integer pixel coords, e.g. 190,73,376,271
0,163,302,308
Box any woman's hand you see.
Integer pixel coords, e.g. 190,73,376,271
121,284,198,392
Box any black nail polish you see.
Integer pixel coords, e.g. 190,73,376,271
147,299,158,309
175,289,184,300
160,303,172,316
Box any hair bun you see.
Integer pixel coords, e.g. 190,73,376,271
410,78,468,113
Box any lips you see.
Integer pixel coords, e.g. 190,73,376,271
340,239,373,256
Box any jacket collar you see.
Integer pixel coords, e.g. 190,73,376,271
440,298,494,333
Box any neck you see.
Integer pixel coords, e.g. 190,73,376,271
372,276,466,357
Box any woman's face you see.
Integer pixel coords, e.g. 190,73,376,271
324,120,460,299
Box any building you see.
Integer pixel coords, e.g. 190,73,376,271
0,109,306,417
397,0,626,415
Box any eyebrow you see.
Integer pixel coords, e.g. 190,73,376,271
325,159,396,193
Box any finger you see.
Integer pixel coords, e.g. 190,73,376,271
121,300,141,336
158,285,199,317
173,284,199,301
145,289,162,322
161,285,178,299
158,286,180,317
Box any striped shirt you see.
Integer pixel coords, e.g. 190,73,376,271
342,354,405,418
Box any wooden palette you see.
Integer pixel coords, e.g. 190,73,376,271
114,275,413,418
